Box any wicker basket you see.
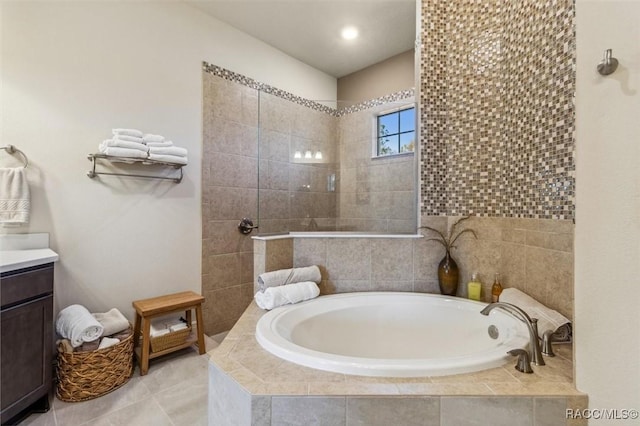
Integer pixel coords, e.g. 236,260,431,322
55,328,134,402
150,326,191,353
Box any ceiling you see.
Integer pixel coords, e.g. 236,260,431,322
186,0,416,78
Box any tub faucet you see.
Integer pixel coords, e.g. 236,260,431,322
480,302,545,367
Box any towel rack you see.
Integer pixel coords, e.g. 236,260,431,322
1,145,29,168
87,154,184,183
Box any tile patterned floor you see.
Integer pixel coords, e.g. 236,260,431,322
19,336,219,426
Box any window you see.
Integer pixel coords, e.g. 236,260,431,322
376,107,415,157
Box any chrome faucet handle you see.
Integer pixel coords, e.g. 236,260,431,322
508,349,533,374
481,303,545,366
541,330,557,357
531,318,539,337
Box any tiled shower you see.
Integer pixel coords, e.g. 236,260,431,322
202,0,576,336
201,68,416,335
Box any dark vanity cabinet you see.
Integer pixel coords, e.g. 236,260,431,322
1,263,54,424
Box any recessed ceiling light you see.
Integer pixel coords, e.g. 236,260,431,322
341,26,359,40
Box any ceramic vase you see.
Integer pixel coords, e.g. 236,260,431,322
438,251,459,296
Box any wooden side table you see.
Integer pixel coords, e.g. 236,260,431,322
132,291,205,375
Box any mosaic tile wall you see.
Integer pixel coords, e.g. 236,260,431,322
420,0,576,219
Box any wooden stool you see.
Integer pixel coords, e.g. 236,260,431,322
132,291,206,376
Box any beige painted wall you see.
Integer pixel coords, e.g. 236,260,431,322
0,1,335,320
337,50,415,103
575,0,640,421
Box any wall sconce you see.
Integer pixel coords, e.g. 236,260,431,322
294,149,323,162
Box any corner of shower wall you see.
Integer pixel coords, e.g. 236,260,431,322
201,67,259,335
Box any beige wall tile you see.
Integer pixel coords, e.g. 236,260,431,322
203,285,252,335
203,117,258,158
371,239,414,280
204,187,257,221
372,280,414,292
326,239,371,280
203,220,253,255
203,252,241,291
533,397,568,426
293,238,328,270
346,397,440,426
209,152,258,189
271,397,346,426
265,239,293,272
441,397,533,426
525,246,573,319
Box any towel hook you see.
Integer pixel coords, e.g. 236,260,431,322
597,49,618,76
1,145,29,168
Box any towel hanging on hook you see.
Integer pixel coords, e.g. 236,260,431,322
597,49,618,76
1,145,29,168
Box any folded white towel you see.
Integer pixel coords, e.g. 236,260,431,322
0,168,30,227
100,147,149,159
113,134,144,144
56,304,104,348
169,323,188,332
100,139,148,153
499,288,571,335
147,153,188,165
148,146,188,157
150,322,170,338
98,337,120,350
92,308,129,337
112,128,143,138
145,140,174,147
143,134,165,143
257,265,322,292
255,281,320,310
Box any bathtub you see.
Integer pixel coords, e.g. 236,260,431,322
256,292,530,377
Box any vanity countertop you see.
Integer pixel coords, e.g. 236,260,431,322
0,248,59,274
0,233,59,274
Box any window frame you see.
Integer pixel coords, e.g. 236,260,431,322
373,104,416,158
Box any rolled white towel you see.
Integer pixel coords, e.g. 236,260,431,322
98,337,120,350
148,146,188,157
143,134,165,143
92,308,129,337
147,153,188,165
113,134,144,144
254,281,320,310
100,139,148,152
56,304,104,348
100,147,149,159
498,288,571,336
112,128,143,138
257,265,321,292
146,140,173,148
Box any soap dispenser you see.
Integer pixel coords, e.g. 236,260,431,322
467,273,482,301
491,272,503,302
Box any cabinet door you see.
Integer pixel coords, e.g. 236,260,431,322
0,295,53,421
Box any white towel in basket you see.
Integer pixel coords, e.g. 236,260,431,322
56,305,104,348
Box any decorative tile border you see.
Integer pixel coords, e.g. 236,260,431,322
202,62,414,117
419,0,576,220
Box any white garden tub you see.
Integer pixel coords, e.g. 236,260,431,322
256,292,530,377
